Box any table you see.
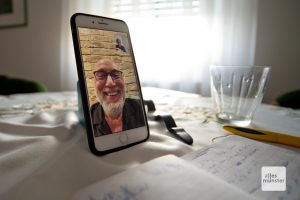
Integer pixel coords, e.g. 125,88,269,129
0,87,299,200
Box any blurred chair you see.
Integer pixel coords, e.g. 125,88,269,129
272,89,300,109
0,75,47,95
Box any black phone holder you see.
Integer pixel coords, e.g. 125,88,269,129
144,100,193,145
143,100,156,112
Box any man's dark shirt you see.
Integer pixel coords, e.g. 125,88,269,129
90,98,145,137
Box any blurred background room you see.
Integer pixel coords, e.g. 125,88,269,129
0,0,299,103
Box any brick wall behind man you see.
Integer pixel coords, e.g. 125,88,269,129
78,28,139,105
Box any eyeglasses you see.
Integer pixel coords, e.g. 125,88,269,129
93,70,123,82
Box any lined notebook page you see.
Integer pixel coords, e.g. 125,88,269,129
73,155,254,200
182,135,300,200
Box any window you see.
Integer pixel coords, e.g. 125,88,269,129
112,0,204,17
109,0,219,94
61,0,257,95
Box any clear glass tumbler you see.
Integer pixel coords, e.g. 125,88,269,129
210,65,271,126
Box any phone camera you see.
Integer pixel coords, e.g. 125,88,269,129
92,21,95,24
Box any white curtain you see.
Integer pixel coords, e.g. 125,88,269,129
60,0,258,96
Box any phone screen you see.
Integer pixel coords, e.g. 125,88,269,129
72,14,149,154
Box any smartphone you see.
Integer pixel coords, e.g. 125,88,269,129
70,13,149,155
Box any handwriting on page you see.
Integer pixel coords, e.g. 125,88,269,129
95,184,149,200
182,136,300,200
73,155,253,200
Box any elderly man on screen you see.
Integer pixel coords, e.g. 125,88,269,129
90,58,145,137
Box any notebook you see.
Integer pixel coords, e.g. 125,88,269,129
73,136,300,200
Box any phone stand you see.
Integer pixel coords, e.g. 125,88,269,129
144,100,193,145
154,114,193,145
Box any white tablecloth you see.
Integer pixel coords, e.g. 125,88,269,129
0,87,299,199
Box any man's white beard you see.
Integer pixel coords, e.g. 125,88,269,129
97,90,125,118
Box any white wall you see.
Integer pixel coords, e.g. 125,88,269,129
0,0,62,91
0,0,299,98
255,0,300,103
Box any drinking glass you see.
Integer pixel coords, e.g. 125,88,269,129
210,65,271,126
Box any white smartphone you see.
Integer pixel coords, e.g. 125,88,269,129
70,13,149,155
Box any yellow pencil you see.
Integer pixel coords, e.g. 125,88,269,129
223,125,300,148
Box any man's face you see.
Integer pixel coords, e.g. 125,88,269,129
116,39,121,46
94,59,125,118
